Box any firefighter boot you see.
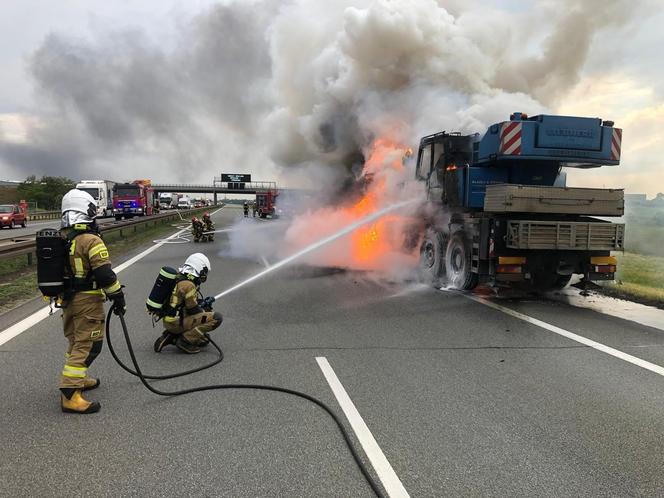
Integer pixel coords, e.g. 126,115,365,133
175,336,201,354
154,331,176,352
82,377,100,391
61,388,101,414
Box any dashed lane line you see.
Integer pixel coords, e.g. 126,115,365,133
316,356,410,498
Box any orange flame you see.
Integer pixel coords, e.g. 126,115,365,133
345,137,411,267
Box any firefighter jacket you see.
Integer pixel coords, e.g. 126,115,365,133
64,228,121,297
163,278,202,325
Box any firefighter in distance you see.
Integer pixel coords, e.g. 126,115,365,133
152,253,223,354
202,212,214,242
191,216,204,243
58,189,125,414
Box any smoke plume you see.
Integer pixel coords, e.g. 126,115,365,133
0,0,640,274
0,0,638,183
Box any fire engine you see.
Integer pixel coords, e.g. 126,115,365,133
112,179,157,220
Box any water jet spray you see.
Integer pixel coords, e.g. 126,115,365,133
214,200,416,300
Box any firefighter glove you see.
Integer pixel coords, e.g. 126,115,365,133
108,289,126,316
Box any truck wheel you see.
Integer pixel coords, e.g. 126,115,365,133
115,215,122,221
445,233,478,290
553,275,572,289
418,228,445,286
533,272,572,292
21,219,27,228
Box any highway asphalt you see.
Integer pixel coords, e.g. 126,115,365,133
2,206,664,497
0,218,61,240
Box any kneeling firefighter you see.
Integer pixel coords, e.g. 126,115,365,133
37,189,125,414
150,253,222,354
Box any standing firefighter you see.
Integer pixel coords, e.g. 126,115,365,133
243,202,249,217
202,212,215,242
152,253,223,354
191,216,204,242
58,189,125,414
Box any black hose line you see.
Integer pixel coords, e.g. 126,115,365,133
106,315,224,380
105,308,385,498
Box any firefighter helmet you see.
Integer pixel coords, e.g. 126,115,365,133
61,189,97,219
181,253,211,282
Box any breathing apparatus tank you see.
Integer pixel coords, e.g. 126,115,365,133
146,267,179,316
36,228,68,298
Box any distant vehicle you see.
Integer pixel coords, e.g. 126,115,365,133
255,186,279,218
177,196,192,209
0,204,27,229
75,180,116,217
159,192,180,210
112,179,156,220
193,198,205,208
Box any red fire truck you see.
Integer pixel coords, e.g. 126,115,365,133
255,186,278,218
112,179,157,220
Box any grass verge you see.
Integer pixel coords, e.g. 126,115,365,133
599,252,664,309
0,219,190,314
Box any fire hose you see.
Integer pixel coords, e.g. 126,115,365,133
105,307,385,498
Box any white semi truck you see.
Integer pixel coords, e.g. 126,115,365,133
75,180,116,217
159,192,180,210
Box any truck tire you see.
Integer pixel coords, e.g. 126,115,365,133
533,272,572,291
553,275,572,289
445,233,478,290
418,228,445,286
115,215,122,221
21,219,27,228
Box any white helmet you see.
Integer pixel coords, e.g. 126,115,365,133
61,189,97,218
181,253,211,281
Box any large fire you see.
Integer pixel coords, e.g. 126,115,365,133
348,137,409,265
284,136,418,273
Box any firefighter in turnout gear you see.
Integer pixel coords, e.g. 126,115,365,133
153,253,223,354
243,202,249,217
202,212,214,241
191,216,204,243
59,189,125,414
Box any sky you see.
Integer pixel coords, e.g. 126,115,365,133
0,0,662,197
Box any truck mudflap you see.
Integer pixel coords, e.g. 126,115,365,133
505,220,624,251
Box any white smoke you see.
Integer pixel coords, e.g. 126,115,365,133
0,0,640,274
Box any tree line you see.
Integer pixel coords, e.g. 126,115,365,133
16,175,76,210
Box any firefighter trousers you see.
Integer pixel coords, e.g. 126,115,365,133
60,294,105,389
164,311,222,345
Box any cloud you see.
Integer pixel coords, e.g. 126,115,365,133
0,0,645,191
559,75,664,196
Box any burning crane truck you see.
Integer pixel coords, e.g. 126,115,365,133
416,112,625,291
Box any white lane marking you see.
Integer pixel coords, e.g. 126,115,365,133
466,295,664,377
316,356,409,498
0,207,224,346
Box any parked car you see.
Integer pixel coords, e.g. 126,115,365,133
0,204,27,229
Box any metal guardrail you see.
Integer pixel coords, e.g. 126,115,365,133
0,207,214,263
27,210,61,221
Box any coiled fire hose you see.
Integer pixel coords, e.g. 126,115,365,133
105,308,385,498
